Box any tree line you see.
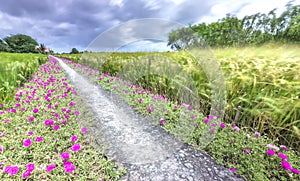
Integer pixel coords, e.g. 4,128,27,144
168,3,300,50
0,34,51,54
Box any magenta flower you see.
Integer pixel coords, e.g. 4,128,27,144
281,161,292,170
204,119,210,123
280,145,289,151
233,125,240,131
61,152,70,160
220,123,226,128
33,108,39,113
291,168,300,174
72,144,81,152
149,106,154,112
81,127,87,133
209,115,215,119
174,105,178,109
4,166,19,176
61,120,67,125
191,115,196,119
28,132,34,135
209,128,215,133
230,167,237,172
53,125,60,131
138,98,142,103
44,120,54,126
28,116,35,122
211,123,217,127
243,149,251,153
267,150,275,156
23,138,32,147
71,136,78,142
160,119,165,124
186,105,192,110
46,164,56,172
64,161,76,173
278,153,288,160
35,136,43,142
74,111,80,115
22,170,31,179
0,146,3,152
69,101,76,106
254,131,261,137
26,163,35,171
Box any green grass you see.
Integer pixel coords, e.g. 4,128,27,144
0,53,48,102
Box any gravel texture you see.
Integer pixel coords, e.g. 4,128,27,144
56,56,245,181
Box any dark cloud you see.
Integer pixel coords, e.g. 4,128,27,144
0,0,292,52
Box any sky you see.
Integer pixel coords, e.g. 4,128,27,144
0,0,298,53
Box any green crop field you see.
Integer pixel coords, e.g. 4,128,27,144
0,53,48,102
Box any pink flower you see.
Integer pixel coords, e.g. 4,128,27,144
211,123,217,127
186,105,192,110
4,166,19,176
26,163,35,171
44,120,54,126
254,131,261,137
280,145,288,151
267,150,275,156
160,119,165,124
64,161,76,173
81,127,87,133
220,123,226,128
35,136,43,142
281,161,292,170
28,116,35,122
230,167,237,172
246,134,251,139
22,170,31,179
138,98,142,103
23,138,32,147
291,168,300,174
53,125,60,131
0,146,3,152
267,144,279,151
204,119,210,123
72,144,81,152
28,131,34,135
71,136,77,142
209,128,215,133
278,153,288,160
33,108,39,113
69,101,76,106
174,105,178,109
61,120,67,125
233,125,240,131
191,115,196,119
61,152,70,160
46,164,56,172
209,115,215,119
149,106,154,112
243,150,251,153
74,111,80,115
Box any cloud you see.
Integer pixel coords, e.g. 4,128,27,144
0,0,296,52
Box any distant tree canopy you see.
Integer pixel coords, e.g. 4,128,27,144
70,48,79,54
0,34,49,53
168,3,300,50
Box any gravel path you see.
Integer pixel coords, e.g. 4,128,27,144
55,56,245,181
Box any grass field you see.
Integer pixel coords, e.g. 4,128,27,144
0,53,48,102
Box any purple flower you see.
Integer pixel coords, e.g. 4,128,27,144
72,144,81,152
61,152,70,160
74,111,80,115
4,166,19,176
186,105,192,110
204,119,210,123
138,98,142,103
254,131,261,137
61,120,67,125
64,161,76,173
81,127,87,133
23,138,32,147
174,105,178,109
69,101,76,106
44,120,54,126
278,153,288,160
243,149,251,153
291,168,300,174
230,167,237,172
267,150,275,156
149,106,154,112
22,170,31,179
28,131,34,135
28,116,35,122
46,164,56,172
33,108,39,113
53,125,60,131
211,123,217,127
26,163,35,172
0,146,3,152
35,136,43,142
160,119,165,124
220,123,226,128
281,161,292,170
71,136,77,142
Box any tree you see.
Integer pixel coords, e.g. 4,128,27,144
0,39,9,52
3,34,39,53
70,48,79,54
